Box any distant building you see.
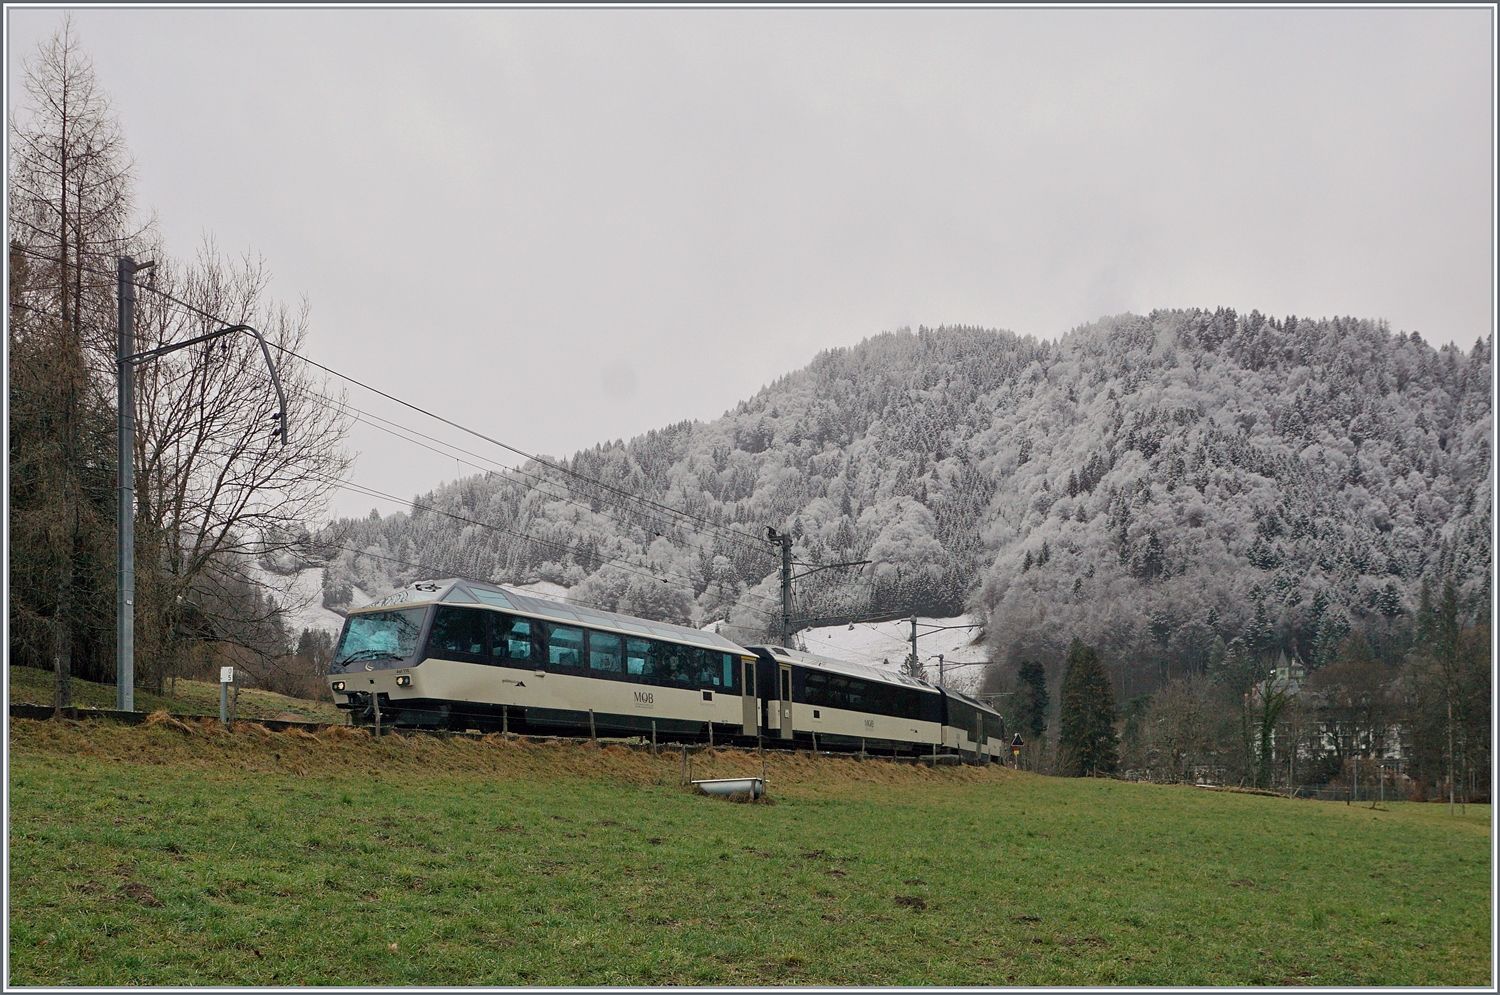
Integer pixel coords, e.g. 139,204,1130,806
1252,651,1405,762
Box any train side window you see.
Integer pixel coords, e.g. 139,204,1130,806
548,624,584,667
721,653,735,691
670,646,695,684
625,638,653,677
656,643,691,684
802,671,828,707
825,674,851,709
589,631,623,673
492,614,536,664
427,606,486,661
696,647,721,687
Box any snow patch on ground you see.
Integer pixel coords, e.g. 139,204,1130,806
796,615,988,694
246,566,350,636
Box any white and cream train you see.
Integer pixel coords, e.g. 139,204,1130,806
328,578,1004,761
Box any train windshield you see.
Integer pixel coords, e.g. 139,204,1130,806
334,607,428,667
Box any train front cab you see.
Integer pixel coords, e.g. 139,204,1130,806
328,579,762,742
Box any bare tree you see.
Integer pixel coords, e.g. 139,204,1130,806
128,243,353,691
9,19,351,702
8,17,146,705
1140,677,1215,783
1307,634,1397,767
1249,676,1293,790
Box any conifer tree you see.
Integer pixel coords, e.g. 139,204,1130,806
1058,639,1119,777
1012,659,1049,768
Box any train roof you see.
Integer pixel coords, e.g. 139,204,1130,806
751,645,1001,715
942,686,1002,718
350,578,751,656
747,644,942,695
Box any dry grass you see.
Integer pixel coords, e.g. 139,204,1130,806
8,717,1008,796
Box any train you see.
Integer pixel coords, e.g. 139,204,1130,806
327,577,1005,762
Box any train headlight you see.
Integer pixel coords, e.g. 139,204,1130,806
332,681,346,692
395,675,411,688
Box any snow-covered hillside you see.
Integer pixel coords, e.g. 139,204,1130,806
321,316,1490,692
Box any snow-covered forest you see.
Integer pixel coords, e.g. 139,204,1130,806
314,309,1491,704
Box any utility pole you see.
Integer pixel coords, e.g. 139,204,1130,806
900,620,982,683
780,533,792,649
766,527,793,648
116,258,139,713
116,257,285,712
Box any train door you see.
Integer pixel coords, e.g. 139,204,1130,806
741,659,757,736
778,664,794,740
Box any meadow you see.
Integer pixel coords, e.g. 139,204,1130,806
7,716,1491,986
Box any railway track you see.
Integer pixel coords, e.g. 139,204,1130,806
7,702,986,765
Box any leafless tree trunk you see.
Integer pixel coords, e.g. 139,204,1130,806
9,16,143,703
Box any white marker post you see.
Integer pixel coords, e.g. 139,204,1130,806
219,666,234,724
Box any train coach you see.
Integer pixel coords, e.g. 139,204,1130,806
745,644,1004,761
327,577,1003,760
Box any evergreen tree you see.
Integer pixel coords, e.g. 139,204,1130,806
1012,660,1049,767
1058,639,1119,777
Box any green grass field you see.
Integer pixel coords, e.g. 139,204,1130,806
8,717,1491,986
8,665,342,724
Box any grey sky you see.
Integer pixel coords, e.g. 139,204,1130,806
8,7,1494,519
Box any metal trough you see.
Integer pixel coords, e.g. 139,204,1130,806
691,776,765,799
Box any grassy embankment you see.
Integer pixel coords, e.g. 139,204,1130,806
8,716,1491,986
8,664,341,723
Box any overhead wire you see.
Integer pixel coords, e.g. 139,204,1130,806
12,245,804,624
14,243,772,553
124,268,775,558
334,398,776,574
10,271,781,618
301,468,778,619
217,363,783,613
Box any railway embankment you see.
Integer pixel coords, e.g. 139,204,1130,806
8,714,1009,794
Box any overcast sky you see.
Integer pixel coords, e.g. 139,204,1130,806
8,7,1494,520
